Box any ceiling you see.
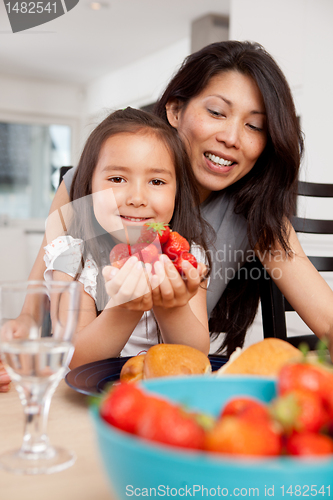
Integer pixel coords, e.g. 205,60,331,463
0,0,230,86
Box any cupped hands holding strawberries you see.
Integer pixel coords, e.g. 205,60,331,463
102,223,207,311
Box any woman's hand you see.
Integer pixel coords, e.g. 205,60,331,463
0,360,11,392
150,254,207,309
102,256,153,311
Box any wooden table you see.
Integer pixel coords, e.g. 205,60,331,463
0,380,116,500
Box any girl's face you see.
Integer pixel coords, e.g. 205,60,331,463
91,131,176,242
166,70,267,202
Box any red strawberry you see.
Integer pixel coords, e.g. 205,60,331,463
109,243,131,268
221,397,271,422
162,232,190,261
136,396,205,450
173,252,198,274
278,362,333,406
270,389,329,434
130,242,160,264
137,222,170,245
205,415,282,456
286,432,333,456
100,383,147,434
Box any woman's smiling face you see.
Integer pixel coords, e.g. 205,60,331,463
166,70,267,202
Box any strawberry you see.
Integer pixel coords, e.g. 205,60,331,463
205,415,282,456
278,361,333,406
221,397,271,422
286,432,333,456
100,383,147,434
173,251,198,275
130,242,160,264
270,389,329,434
137,222,170,245
109,243,131,268
136,396,205,450
162,232,190,261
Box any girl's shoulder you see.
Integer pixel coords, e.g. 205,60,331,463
44,235,83,257
44,235,98,301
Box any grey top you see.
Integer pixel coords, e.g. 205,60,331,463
62,168,252,319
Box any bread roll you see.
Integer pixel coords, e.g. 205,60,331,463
120,354,145,383
143,344,211,379
216,338,302,377
120,344,211,383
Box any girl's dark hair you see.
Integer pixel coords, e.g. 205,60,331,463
69,107,212,310
154,41,304,355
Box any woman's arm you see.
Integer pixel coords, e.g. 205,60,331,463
2,182,71,357
257,222,333,356
29,181,70,282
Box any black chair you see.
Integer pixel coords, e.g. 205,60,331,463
259,181,333,350
59,166,73,186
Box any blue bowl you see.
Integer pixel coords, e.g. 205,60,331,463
90,376,333,500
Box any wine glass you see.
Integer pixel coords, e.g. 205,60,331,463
0,280,81,474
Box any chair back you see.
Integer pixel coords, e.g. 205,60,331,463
59,166,73,187
260,181,333,349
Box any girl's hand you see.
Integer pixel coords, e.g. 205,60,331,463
150,254,207,309
102,256,153,311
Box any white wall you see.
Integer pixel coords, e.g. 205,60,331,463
0,74,84,118
85,38,190,121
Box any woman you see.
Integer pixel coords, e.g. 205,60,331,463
4,41,332,385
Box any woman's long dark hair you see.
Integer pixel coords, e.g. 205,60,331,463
154,41,304,355
69,107,212,310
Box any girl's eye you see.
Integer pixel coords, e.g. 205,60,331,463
150,179,165,186
108,177,125,183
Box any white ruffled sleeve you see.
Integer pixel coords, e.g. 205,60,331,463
44,236,98,301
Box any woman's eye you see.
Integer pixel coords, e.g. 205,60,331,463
150,179,165,186
247,124,264,132
208,108,223,117
108,177,125,183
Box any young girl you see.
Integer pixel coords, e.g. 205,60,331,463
44,107,211,368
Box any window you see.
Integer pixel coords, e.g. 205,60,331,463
0,122,71,219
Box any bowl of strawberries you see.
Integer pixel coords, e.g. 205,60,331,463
90,360,333,500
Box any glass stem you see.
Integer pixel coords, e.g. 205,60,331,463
19,384,55,455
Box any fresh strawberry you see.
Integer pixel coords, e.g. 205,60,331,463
137,222,170,245
162,231,190,262
173,251,198,275
100,383,147,434
278,361,333,406
109,243,131,268
205,415,282,456
270,389,329,434
221,397,271,422
136,396,205,450
286,432,333,456
131,242,160,264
